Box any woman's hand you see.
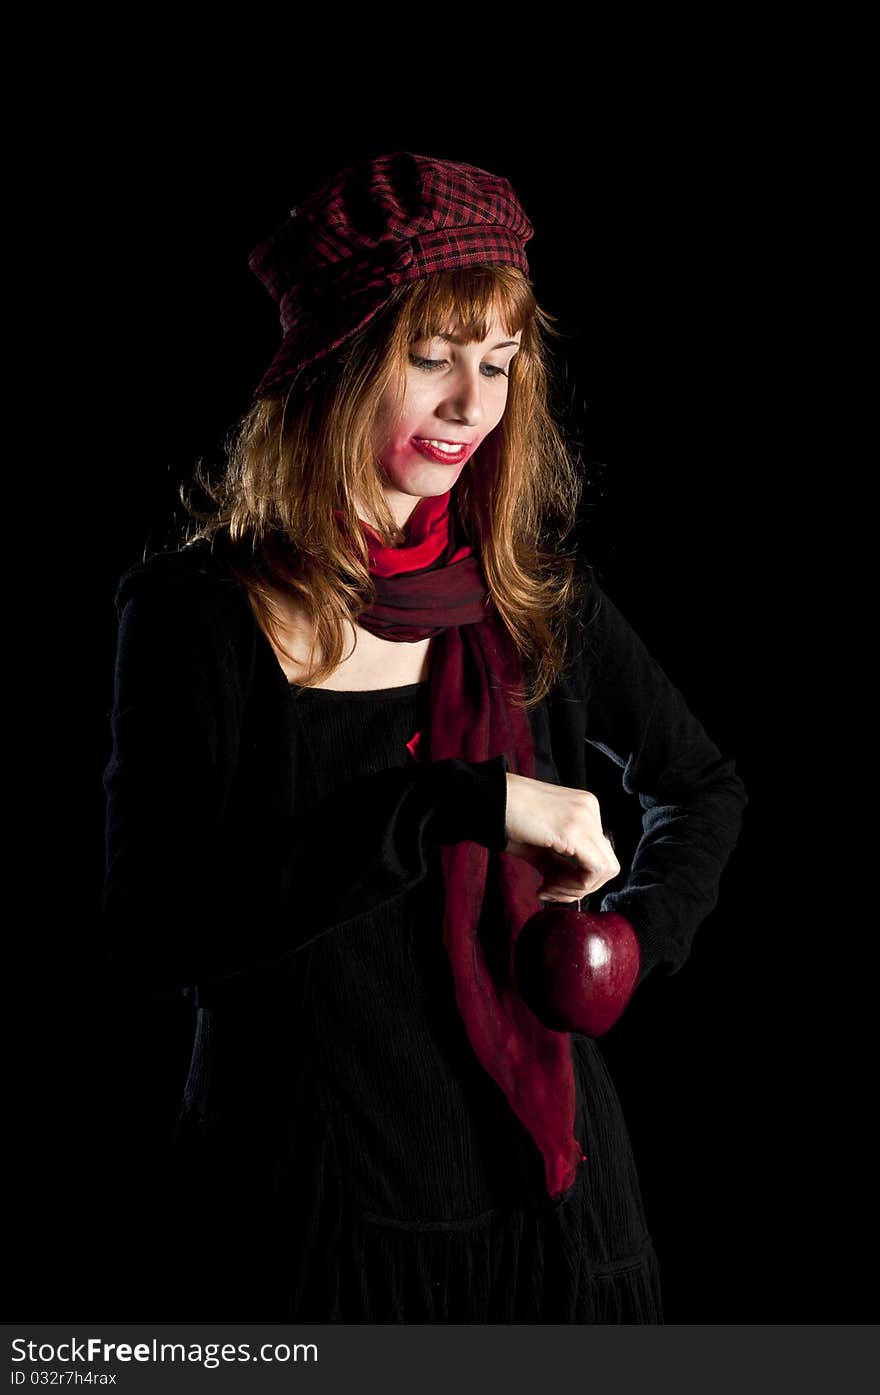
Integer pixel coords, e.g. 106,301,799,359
503,772,620,902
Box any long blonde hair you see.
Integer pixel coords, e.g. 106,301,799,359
181,264,591,710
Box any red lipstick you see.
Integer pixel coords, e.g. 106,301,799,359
411,438,471,465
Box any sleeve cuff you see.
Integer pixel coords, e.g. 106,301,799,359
427,753,510,851
598,895,668,986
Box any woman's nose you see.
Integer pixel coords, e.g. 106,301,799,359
440,370,485,425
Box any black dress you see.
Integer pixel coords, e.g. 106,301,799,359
166,676,664,1323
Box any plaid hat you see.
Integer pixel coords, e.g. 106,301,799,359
247,150,534,399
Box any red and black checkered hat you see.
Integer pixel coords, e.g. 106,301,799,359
247,150,534,399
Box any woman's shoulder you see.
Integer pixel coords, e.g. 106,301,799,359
110,535,264,674
113,535,243,612
110,536,265,694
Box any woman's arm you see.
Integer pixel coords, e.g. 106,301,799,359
101,566,508,998
578,579,749,985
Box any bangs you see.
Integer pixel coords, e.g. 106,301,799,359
402,266,534,345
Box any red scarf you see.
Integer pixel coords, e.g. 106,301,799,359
333,491,586,1201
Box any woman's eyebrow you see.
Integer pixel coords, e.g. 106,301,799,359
436,332,520,349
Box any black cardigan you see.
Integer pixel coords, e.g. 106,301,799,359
101,539,748,1003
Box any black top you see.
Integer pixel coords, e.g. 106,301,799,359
102,537,747,997
101,537,748,1321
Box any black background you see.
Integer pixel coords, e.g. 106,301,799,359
8,66,869,1327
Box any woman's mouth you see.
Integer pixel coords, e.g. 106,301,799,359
411,438,471,465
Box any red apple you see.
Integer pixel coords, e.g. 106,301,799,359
514,906,641,1037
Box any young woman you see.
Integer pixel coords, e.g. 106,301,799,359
102,151,748,1323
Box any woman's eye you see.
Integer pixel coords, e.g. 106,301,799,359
408,355,507,378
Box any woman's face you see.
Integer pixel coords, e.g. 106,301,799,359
367,311,522,531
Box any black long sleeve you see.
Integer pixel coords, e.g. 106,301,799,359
580,583,748,984
101,564,509,997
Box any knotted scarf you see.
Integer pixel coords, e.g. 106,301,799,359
333,489,586,1202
